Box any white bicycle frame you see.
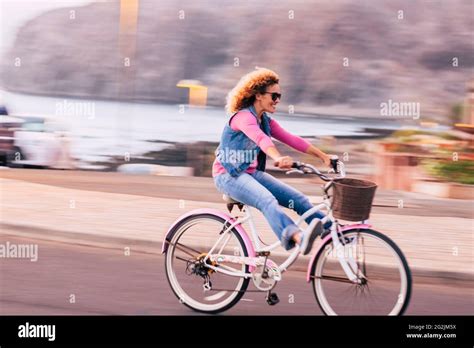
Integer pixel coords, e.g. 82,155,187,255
203,185,361,283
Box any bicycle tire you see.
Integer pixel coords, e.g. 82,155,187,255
164,213,250,314
310,228,412,315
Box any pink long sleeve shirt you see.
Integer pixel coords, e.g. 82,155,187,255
212,111,311,177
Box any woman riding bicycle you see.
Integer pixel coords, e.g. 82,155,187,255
213,68,335,255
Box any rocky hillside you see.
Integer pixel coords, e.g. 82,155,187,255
2,0,473,119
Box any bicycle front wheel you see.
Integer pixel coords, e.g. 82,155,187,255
165,214,250,314
310,229,412,315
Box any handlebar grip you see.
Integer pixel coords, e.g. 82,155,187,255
330,156,339,173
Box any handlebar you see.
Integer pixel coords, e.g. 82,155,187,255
285,156,346,182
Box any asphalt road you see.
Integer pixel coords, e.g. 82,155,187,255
0,236,472,315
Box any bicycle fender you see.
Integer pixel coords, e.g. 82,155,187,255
161,208,256,258
305,223,372,282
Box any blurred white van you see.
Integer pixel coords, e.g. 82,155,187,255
0,115,23,165
5,114,74,169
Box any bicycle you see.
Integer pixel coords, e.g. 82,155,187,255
162,159,412,315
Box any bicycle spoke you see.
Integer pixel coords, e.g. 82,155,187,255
175,256,192,263
314,275,355,284
361,235,367,277
365,284,382,307
176,241,203,255
170,241,202,258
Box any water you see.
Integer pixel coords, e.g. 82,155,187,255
2,91,406,166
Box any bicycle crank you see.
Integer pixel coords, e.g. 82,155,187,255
251,261,281,291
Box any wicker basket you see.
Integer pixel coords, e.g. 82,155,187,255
331,178,377,221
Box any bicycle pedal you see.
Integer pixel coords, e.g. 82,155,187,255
321,229,330,239
266,292,279,306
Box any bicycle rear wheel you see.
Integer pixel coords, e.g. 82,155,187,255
164,214,250,314
310,229,412,315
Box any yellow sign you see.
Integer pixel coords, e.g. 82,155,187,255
177,80,208,106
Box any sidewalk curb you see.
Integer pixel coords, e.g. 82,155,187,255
1,222,472,282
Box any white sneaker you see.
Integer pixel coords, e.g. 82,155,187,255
300,220,323,255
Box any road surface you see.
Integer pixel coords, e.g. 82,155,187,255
1,236,472,315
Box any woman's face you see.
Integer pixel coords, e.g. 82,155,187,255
256,83,281,114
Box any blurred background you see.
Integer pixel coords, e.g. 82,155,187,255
0,0,473,180
0,0,472,315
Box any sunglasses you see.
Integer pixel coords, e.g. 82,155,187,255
263,92,282,101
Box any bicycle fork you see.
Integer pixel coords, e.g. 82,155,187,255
330,226,364,284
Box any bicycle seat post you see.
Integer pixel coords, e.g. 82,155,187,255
261,254,269,279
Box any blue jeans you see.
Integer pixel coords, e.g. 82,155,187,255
214,170,331,250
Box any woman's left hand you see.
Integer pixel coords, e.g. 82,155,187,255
322,154,332,168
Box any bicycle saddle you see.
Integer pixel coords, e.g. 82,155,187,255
222,194,241,204
222,194,244,212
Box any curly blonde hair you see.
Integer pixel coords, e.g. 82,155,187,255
225,68,280,115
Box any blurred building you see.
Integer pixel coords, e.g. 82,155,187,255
177,80,208,107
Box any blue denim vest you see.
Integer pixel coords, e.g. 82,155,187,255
215,105,272,177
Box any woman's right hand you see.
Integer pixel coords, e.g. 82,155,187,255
274,156,293,170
